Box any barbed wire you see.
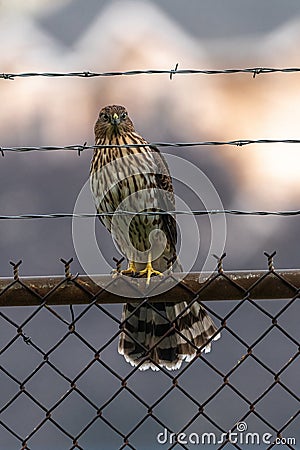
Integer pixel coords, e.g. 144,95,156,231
1,139,300,155
1,210,300,220
1,66,300,80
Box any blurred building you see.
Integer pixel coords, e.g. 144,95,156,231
1,1,300,271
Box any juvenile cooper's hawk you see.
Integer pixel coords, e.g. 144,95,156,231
90,105,220,370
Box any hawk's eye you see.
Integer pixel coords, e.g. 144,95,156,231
120,112,127,120
100,113,109,121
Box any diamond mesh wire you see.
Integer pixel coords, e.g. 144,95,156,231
0,255,299,450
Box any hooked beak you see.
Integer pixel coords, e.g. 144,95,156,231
111,113,120,126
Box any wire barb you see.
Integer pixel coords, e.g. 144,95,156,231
213,253,226,273
1,73,14,80
164,254,177,270
264,251,276,271
60,257,73,279
113,256,125,273
9,260,22,281
77,141,87,156
170,63,179,80
253,68,263,79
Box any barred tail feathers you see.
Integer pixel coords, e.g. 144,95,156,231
118,301,220,371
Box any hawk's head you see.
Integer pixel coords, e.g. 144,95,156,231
95,105,135,140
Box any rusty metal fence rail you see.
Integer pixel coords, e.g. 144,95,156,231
0,253,299,450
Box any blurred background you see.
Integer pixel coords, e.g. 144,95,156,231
0,1,299,449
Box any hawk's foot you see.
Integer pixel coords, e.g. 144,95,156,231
138,260,163,285
121,261,137,276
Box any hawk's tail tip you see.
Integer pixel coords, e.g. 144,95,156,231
118,302,221,371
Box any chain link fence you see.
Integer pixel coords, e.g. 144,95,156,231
0,253,299,450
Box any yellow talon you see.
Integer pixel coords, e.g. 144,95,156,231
138,255,163,285
121,261,137,276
